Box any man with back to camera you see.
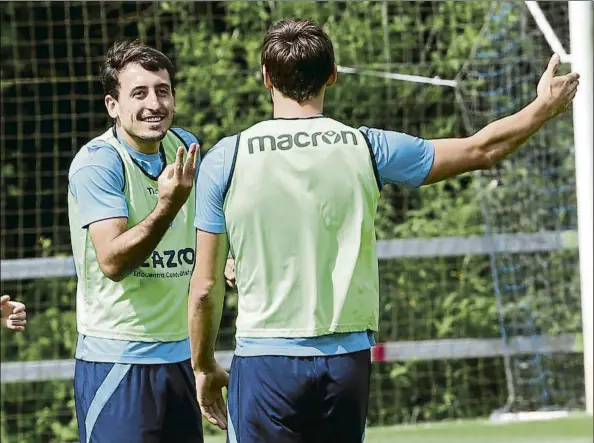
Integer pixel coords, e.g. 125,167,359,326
188,19,579,443
68,39,233,443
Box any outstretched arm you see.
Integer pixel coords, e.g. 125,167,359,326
424,54,580,185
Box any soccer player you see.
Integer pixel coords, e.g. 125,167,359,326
68,39,232,443
1,295,27,331
189,19,579,442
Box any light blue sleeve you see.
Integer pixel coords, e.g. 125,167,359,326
359,126,435,188
194,135,238,234
68,142,128,228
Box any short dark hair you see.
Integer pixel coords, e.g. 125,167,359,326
261,19,335,103
101,39,176,99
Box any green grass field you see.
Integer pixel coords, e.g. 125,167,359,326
204,415,593,443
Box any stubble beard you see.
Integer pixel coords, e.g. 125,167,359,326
137,130,168,142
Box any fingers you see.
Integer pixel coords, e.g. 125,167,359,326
8,324,25,332
161,164,175,180
214,395,228,430
8,309,27,330
162,145,198,184
544,53,560,82
564,89,578,111
205,394,227,430
565,74,579,107
9,311,26,321
569,82,579,100
224,269,236,288
8,320,27,329
1,295,10,305
200,397,227,430
183,143,199,177
224,259,236,288
10,302,26,313
7,311,26,330
566,72,580,83
174,146,185,178
200,405,221,429
196,368,230,430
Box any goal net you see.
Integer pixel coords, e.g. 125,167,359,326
0,1,585,441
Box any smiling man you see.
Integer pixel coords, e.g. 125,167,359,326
67,39,205,443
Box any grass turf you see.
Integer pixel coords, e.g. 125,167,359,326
204,414,593,443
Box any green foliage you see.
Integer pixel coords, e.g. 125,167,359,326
0,1,583,441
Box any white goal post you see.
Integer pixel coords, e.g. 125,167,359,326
568,0,594,417
523,0,593,418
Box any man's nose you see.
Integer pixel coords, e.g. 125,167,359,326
145,91,161,110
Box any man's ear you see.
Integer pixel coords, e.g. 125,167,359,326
105,95,118,119
262,65,273,90
326,64,338,88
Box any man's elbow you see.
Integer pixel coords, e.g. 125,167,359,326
98,261,127,282
477,151,496,170
189,277,217,307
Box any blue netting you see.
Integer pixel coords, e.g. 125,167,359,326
461,1,582,413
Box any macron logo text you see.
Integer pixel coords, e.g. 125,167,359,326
247,130,359,154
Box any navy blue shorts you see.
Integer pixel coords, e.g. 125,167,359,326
74,359,203,443
226,349,371,443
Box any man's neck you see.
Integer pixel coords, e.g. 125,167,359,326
116,126,160,155
272,93,324,119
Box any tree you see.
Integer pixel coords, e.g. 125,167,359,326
0,2,582,441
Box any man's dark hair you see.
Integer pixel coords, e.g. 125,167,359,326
261,19,335,103
101,39,176,99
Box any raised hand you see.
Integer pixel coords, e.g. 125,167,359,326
157,143,198,212
1,295,27,332
536,53,580,118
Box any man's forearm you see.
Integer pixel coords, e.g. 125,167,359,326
103,201,179,281
472,98,551,167
189,278,225,372
423,54,576,185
